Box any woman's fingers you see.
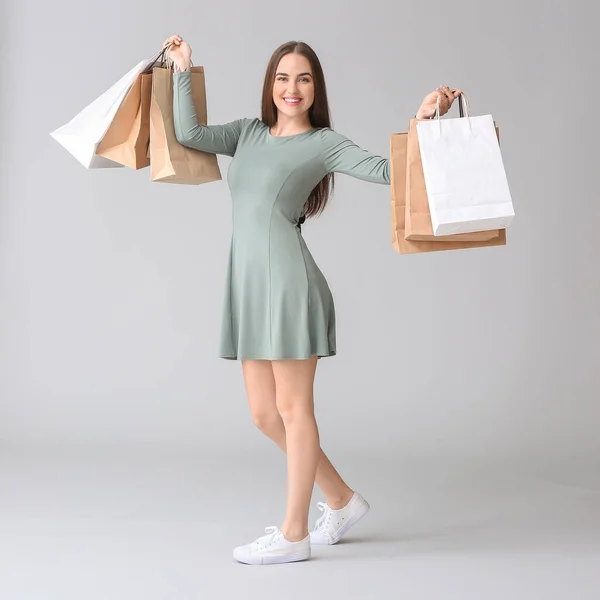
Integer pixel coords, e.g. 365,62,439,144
436,89,448,108
428,85,463,116
433,86,449,115
164,34,182,48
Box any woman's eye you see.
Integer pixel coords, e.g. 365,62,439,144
276,77,311,82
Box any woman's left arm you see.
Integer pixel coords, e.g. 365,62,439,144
321,85,462,184
322,130,390,185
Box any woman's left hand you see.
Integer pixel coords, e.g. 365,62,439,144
416,86,462,119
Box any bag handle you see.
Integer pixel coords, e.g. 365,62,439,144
141,47,169,74
141,45,195,75
433,91,472,133
433,91,470,119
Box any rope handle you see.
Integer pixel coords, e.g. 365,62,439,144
432,90,472,133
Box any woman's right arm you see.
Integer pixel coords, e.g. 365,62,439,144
164,34,243,156
173,70,244,157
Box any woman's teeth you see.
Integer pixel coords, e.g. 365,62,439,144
284,98,301,104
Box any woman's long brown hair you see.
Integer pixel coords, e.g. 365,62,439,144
261,41,334,220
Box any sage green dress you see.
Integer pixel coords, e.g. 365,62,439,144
173,70,390,360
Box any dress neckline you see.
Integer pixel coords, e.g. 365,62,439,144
267,124,315,139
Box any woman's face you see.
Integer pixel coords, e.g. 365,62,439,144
272,53,315,120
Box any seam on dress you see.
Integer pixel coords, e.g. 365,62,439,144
294,228,311,355
225,120,251,358
236,118,251,149
269,154,321,358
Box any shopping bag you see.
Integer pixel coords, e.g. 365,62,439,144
416,93,515,235
405,94,500,242
95,72,153,169
148,66,222,185
405,118,501,242
96,48,169,169
50,58,150,168
390,132,506,254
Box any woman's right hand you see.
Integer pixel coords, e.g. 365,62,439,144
163,34,192,70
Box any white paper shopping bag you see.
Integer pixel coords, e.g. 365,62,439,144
50,59,151,168
416,95,515,236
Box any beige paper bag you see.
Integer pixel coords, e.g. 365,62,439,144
96,73,153,170
391,133,506,254
149,66,222,185
404,119,501,242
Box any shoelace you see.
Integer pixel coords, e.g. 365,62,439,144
313,502,332,533
252,526,281,549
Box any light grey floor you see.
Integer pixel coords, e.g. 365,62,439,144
1,447,599,600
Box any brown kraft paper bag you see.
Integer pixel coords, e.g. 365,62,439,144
96,72,153,170
390,132,506,254
404,118,501,242
149,66,222,185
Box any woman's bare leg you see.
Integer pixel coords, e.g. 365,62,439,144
241,359,354,513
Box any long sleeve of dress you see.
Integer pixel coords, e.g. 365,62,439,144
321,129,390,185
172,70,244,157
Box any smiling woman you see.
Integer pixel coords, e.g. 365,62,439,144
270,58,315,129
163,34,461,566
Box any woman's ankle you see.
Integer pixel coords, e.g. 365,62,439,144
280,524,309,542
326,488,355,510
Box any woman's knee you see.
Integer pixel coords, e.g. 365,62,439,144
241,359,280,435
271,357,317,424
251,407,283,436
275,394,315,425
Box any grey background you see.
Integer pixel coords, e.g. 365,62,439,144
1,0,598,598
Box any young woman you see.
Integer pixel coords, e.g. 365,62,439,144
164,34,460,565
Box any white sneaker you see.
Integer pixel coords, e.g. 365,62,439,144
310,491,370,545
233,526,311,565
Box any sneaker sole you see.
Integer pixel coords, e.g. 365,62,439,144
315,500,370,545
235,548,311,565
